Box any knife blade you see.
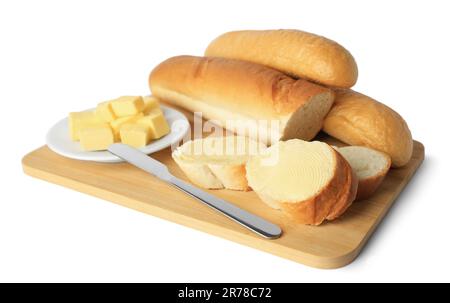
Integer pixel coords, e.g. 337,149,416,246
108,143,282,239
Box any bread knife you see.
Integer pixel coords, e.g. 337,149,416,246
107,143,282,239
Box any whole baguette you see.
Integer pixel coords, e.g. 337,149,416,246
205,29,358,88
149,55,334,145
323,90,413,167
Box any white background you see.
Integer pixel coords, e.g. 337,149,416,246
1,0,449,282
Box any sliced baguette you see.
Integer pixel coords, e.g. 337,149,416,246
172,136,266,191
246,139,357,225
149,55,334,145
336,146,391,200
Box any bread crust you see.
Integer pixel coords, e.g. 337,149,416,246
357,173,387,201
149,55,334,145
326,157,358,220
323,90,413,167
205,29,358,88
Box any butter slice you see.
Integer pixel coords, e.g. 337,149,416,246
110,96,144,117
79,123,114,151
95,101,116,122
110,113,143,141
120,124,151,148
137,110,170,139
69,111,101,141
143,96,160,114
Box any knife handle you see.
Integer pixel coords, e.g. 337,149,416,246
170,177,282,239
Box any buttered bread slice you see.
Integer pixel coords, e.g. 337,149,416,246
172,136,266,191
246,139,357,225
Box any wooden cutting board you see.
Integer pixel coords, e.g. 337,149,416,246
22,114,424,269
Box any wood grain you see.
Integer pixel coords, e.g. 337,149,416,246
21,133,424,269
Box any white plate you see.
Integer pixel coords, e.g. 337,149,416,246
46,105,190,163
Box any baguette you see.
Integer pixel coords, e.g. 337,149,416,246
149,55,334,145
205,29,358,88
336,146,391,200
172,136,265,191
246,139,358,225
323,90,413,167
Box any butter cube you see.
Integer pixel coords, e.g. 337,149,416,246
69,111,101,141
120,124,151,148
110,113,143,141
95,101,116,122
146,106,163,116
79,123,114,151
143,96,160,114
110,96,144,117
137,110,170,139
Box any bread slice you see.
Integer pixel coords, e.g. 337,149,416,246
246,139,357,225
336,146,391,200
172,136,266,191
205,29,358,88
323,90,413,167
149,55,334,145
